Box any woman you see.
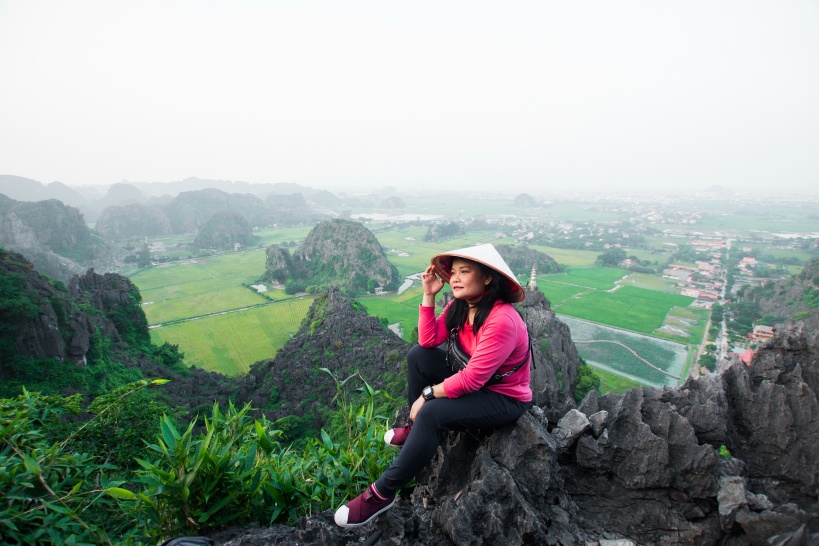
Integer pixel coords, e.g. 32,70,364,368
334,243,533,528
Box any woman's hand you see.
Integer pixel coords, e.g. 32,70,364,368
409,395,426,421
420,265,445,298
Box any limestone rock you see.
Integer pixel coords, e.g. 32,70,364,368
552,409,591,448
588,410,608,437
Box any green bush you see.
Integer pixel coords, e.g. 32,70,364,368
0,389,134,544
574,363,601,403
115,370,394,542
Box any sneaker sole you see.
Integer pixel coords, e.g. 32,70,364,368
335,497,396,528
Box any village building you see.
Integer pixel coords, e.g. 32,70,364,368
148,241,166,253
750,325,775,341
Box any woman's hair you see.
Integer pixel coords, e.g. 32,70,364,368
444,258,513,335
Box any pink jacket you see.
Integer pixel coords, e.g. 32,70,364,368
418,300,532,403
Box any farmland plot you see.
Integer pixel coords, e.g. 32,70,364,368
149,297,315,376
133,252,269,323
553,285,694,335
559,316,688,388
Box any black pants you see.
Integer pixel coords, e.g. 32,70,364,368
374,345,530,496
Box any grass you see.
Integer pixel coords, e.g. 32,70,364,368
372,229,519,276
149,297,315,376
554,287,694,335
655,306,710,343
591,365,647,394
537,281,593,306
542,267,628,290
619,272,681,293
133,252,271,323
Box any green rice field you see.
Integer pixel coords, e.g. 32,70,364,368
559,316,689,388
149,297,315,376
655,306,710,344
542,267,628,290
553,285,695,335
133,251,269,323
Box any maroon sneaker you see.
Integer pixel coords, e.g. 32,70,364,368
334,484,396,528
384,422,412,447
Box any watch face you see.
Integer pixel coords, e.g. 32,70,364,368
423,386,434,399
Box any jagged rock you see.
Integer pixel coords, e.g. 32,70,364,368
722,316,819,504
237,287,410,428
296,219,401,292
718,475,746,526
552,409,591,448
517,286,582,420
588,410,608,438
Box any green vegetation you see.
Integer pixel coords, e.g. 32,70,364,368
0,374,395,544
537,280,593,306
130,226,707,384
590,365,645,394
543,267,627,290
574,363,601,402
554,287,694,336
134,251,269,324
149,298,315,376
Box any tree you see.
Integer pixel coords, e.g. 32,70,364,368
137,243,151,267
699,354,717,372
597,247,627,267
574,363,601,403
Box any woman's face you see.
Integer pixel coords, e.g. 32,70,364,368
449,258,490,304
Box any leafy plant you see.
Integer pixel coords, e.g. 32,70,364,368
574,362,602,403
0,389,135,545
114,370,394,542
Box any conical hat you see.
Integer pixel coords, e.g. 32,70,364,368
430,243,524,303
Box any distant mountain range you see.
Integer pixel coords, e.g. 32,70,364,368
0,175,405,224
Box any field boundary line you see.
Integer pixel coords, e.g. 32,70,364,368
574,339,681,380
148,296,310,329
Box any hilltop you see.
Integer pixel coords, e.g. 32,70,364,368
739,257,819,321
264,219,401,294
0,195,122,282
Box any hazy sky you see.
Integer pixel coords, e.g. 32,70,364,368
1,0,818,195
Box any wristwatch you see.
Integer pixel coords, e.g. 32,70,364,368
422,385,435,400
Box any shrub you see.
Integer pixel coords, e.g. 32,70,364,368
0,389,137,544
574,363,601,403
115,371,394,542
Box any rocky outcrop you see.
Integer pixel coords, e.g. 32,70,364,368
235,287,410,430
740,257,819,321
193,210,252,250
0,197,122,282
96,188,323,240
95,203,173,238
212,312,819,546
265,219,401,293
0,249,130,370
513,192,540,208
496,243,565,275
516,287,582,420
